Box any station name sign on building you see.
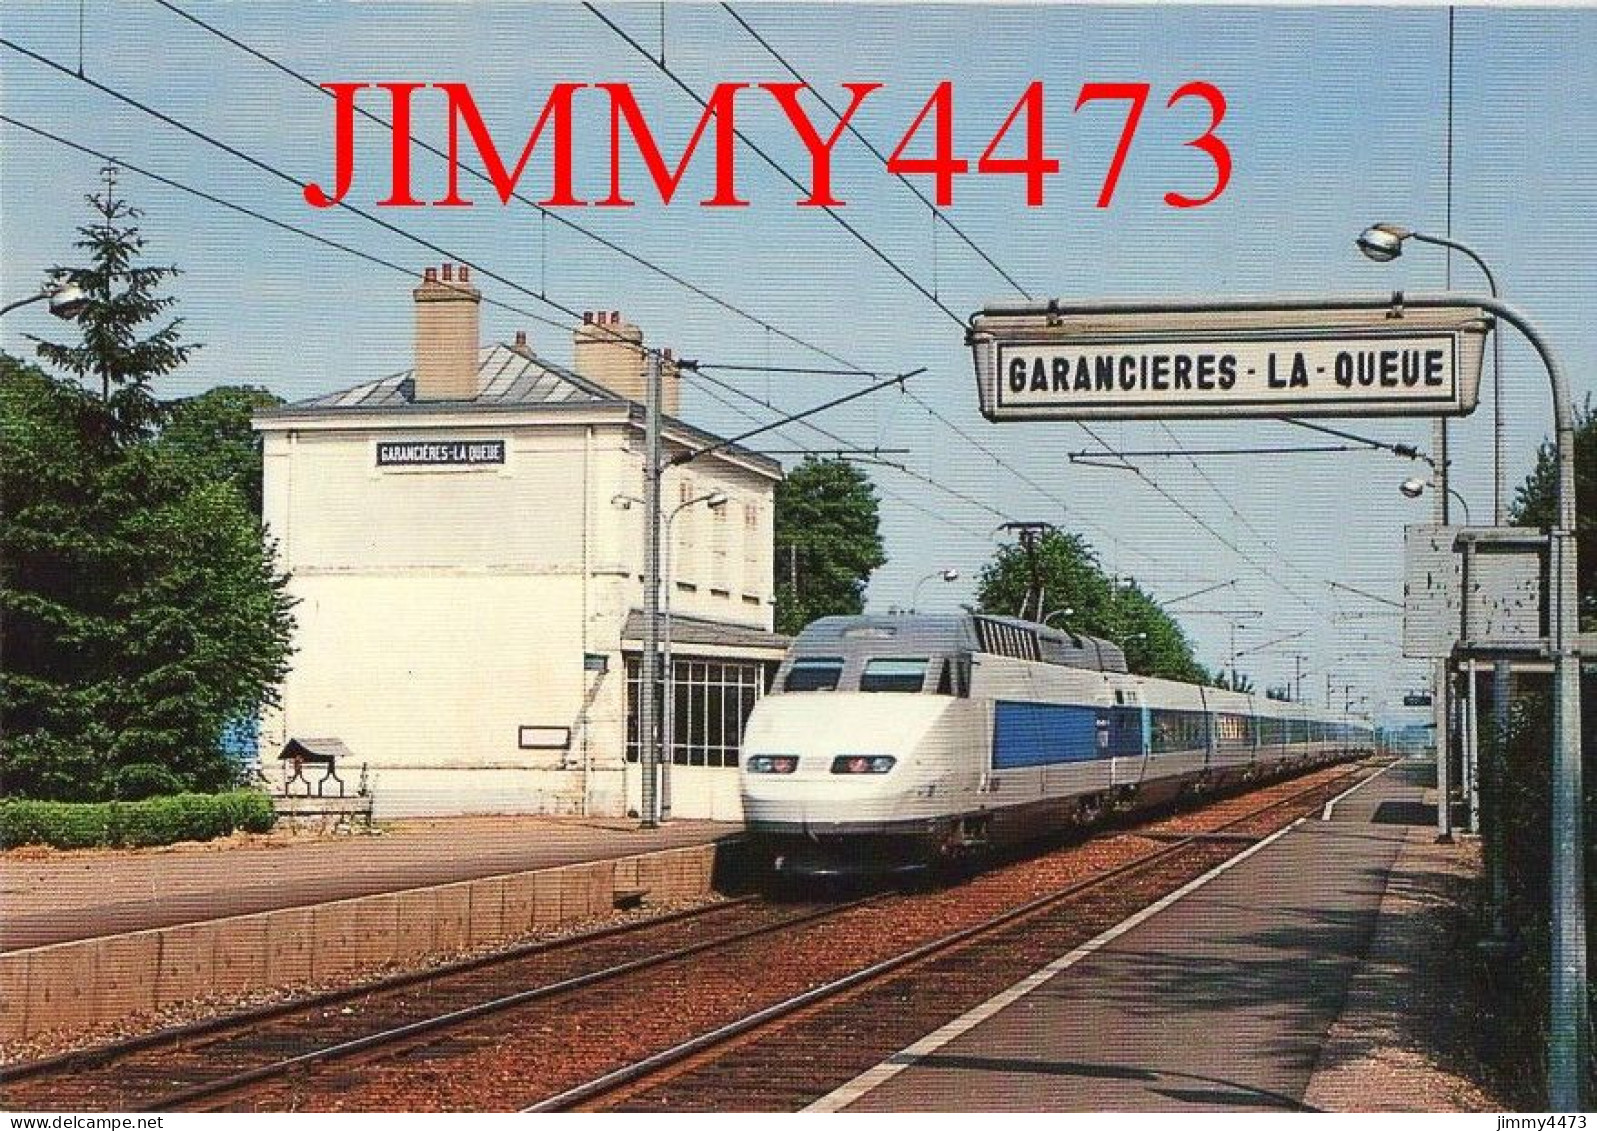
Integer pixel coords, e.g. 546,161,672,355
969,303,1490,421
375,439,506,466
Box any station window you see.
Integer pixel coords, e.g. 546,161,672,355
625,657,771,768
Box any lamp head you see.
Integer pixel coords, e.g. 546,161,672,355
1399,476,1429,500
1356,223,1412,264
705,491,730,510
46,280,89,320
610,494,635,510
940,568,960,582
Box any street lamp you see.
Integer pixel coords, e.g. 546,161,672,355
910,567,960,612
1357,223,1505,521
661,490,728,819
1042,607,1075,628
1399,476,1472,525
1360,222,1516,956
613,486,729,822
0,276,89,321
1228,620,1249,689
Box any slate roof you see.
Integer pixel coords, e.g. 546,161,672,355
279,344,617,411
256,343,782,478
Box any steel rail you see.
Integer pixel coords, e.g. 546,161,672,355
0,893,763,1088
2,897,875,1112
155,897,883,1112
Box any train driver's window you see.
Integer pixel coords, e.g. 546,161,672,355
860,658,929,693
784,657,845,692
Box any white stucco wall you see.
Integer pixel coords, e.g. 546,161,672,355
256,409,777,818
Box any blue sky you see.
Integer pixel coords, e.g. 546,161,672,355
5,3,1595,719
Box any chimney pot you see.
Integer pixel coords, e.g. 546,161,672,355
412,265,482,401
583,311,593,324
610,310,620,324
663,347,674,360
514,330,528,347
458,266,469,283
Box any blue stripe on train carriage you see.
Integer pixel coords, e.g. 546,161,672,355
992,701,1104,768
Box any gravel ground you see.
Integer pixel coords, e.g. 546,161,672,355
1303,829,1510,1112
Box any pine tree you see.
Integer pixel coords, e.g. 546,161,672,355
32,166,196,437
1,171,293,801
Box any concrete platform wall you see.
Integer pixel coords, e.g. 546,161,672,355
0,842,720,1045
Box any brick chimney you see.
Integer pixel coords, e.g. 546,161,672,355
413,263,481,401
572,311,680,414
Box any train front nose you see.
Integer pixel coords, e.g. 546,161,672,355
738,694,952,833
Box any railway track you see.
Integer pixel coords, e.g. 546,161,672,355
3,758,1379,1112
0,895,876,1111
538,759,1379,1112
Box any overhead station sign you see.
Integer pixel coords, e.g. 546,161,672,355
969,303,1491,421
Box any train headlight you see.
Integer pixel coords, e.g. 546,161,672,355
831,755,896,775
747,755,798,774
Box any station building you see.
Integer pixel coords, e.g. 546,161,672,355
253,264,787,820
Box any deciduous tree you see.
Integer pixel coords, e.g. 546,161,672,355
773,458,886,636
974,530,1210,681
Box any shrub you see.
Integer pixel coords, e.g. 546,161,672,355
0,800,112,850
112,762,186,801
0,790,275,850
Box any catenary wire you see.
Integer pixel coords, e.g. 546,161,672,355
587,5,1334,612
3,111,1014,549
134,1,1139,558
145,0,889,382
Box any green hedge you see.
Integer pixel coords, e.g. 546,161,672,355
0,790,276,850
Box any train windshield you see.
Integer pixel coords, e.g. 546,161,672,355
859,658,929,693
784,657,845,691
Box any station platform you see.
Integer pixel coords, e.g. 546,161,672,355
1,815,740,952
814,758,1482,1112
2,816,742,1046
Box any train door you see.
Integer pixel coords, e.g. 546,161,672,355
1198,685,1217,773
1108,684,1149,788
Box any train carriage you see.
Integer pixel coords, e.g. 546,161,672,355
740,613,1372,877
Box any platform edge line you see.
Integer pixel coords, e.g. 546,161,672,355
803,816,1308,1113
1320,758,1404,822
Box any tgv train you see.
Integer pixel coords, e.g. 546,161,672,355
739,614,1374,876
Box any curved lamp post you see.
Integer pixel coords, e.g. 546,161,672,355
1362,225,1520,963
1357,223,1504,522
660,490,728,818
910,567,960,612
0,277,89,321
1399,476,1472,525
973,287,1584,1102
